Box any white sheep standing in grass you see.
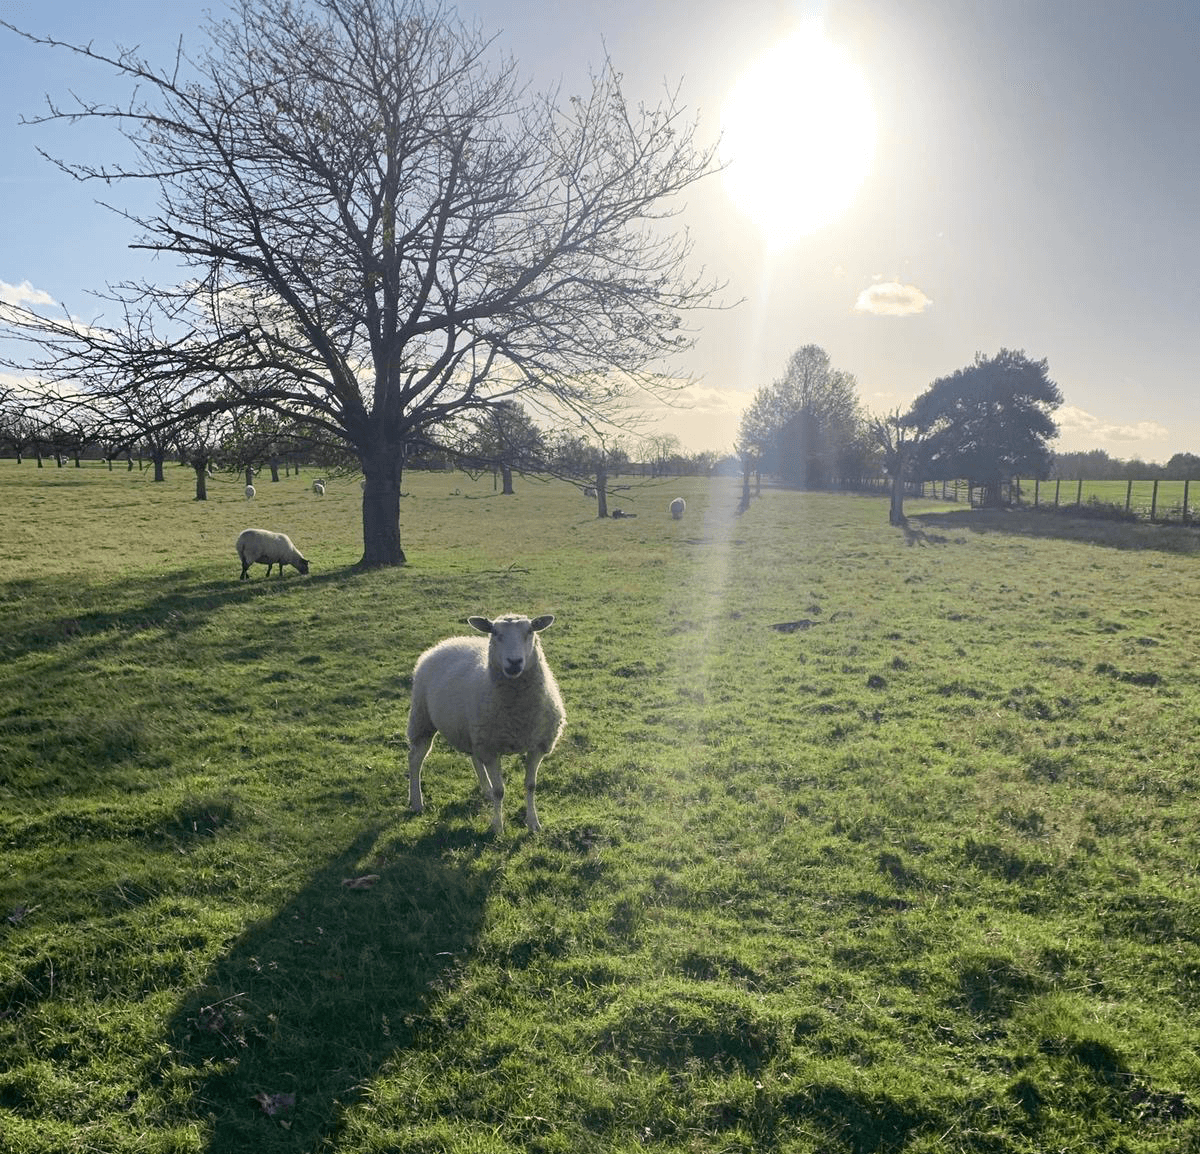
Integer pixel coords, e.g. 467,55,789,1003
312,480,326,495
670,497,686,519
245,484,256,500
235,528,310,580
407,614,566,834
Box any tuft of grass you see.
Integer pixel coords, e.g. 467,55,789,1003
1,460,1200,1151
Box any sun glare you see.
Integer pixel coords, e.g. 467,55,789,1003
721,26,875,250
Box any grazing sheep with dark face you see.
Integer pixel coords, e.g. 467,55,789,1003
406,614,566,833
235,528,310,579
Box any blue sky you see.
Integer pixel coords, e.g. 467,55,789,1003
2,0,1197,458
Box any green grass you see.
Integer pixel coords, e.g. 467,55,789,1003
3,460,1200,1152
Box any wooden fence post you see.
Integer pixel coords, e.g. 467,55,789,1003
1151,479,1159,522
1034,479,1040,507
1184,480,1191,525
1076,479,1083,506
1125,479,1133,512
1054,479,1061,507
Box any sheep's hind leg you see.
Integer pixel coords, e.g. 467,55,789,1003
407,729,435,814
473,756,505,834
523,751,543,832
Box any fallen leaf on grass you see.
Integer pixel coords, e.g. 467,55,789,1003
341,874,381,889
254,1091,295,1117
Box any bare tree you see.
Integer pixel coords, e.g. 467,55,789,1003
736,387,776,498
549,430,630,518
0,0,722,566
869,408,925,526
772,346,863,489
645,432,682,477
458,401,545,494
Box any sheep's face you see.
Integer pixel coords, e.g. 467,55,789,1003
469,614,555,679
295,558,310,575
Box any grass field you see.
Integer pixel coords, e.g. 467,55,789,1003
3,460,1200,1153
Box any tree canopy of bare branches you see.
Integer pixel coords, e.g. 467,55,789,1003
0,0,723,564
736,344,868,490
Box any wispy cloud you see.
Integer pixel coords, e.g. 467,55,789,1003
1055,404,1169,447
638,380,753,455
0,279,55,307
853,281,932,317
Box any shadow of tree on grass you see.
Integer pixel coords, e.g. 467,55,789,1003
914,507,1200,556
0,568,359,665
163,822,503,1153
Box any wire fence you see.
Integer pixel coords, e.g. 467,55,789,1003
856,476,1200,526
1011,478,1199,524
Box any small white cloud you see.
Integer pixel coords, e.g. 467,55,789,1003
0,279,55,307
853,281,932,316
1055,404,1169,445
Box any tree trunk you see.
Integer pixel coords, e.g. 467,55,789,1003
889,475,906,525
269,457,280,482
501,465,514,495
193,462,208,500
595,467,608,518
360,448,406,566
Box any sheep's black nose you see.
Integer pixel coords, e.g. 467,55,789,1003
504,659,524,677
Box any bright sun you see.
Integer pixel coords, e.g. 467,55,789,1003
721,26,875,250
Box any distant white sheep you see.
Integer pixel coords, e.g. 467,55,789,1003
312,480,326,495
670,497,686,519
583,486,596,498
407,614,566,834
236,528,310,580
245,484,256,500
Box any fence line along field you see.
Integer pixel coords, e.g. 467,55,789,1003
1015,476,1200,522
3,459,1200,1153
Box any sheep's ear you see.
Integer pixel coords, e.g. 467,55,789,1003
531,614,555,632
467,616,494,634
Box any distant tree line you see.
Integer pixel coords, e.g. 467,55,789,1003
1048,449,1200,481
0,386,719,518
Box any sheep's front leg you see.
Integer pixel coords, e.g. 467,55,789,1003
523,751,543,833
473,756,505,834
